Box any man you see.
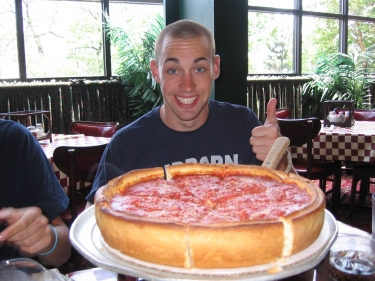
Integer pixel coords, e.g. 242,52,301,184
0,119,71,267
86,19,290,204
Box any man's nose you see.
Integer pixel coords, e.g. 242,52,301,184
180,73,196,92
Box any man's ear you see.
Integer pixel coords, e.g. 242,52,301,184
150,59,160,83
212,55,220,80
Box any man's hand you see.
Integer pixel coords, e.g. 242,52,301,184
250,98,280,162
0,207,53,256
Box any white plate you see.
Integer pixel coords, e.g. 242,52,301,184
70,206,338,280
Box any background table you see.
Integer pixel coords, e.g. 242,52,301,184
291,121,375,163
39,134,110,190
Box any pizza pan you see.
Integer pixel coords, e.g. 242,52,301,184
70,206,338,280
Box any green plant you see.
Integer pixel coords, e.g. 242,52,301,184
106,14,164,119
302,48,375,118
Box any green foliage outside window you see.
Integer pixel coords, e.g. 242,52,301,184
302,49,375,118
105,14,164,119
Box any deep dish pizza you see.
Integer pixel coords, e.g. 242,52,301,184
95,163,325,269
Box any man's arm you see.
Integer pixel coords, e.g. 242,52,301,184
0,207,70,267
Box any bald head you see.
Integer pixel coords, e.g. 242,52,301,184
154,20,216,63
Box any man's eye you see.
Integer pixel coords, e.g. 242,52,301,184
196,67,205,73
168,69,178,74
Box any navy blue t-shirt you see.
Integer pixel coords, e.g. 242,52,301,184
0,119,69,261
87,100,262,203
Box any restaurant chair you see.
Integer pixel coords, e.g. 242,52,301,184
275,108,292,119
349,163,375,216
335,108,375,121
53,143,107,270
278,117,342,209
53,143,107,226
69,121,119,138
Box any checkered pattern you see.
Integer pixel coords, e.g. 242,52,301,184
40,134,110,190
291,121,375,162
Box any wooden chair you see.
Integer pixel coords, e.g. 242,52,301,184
53,143,107,225
275,108,292,119
278,118,342,209
349,163,375,216
69,121,119,138
53,143,107,270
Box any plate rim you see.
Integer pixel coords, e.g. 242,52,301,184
70,206,338,280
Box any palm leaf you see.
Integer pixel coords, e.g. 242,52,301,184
106,13,164,118
302,48,374,118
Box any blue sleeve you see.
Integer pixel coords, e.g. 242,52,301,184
0,120,69,221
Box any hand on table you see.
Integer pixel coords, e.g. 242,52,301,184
250,98,281,162
0,207,53,256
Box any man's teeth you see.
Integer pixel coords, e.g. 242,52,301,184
176,96,197,105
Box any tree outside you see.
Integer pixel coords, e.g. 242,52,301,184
248,0,375,75
0,0,163,80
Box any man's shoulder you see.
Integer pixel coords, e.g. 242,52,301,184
0,119,30,143
209,100,255,117
0,119,28,132
112,108,160,140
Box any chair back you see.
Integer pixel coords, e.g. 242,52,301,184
69,121,119,138
335,108,375,121
353,109,375,121
53,143,107,224
275,108,292,119
278,117,321,178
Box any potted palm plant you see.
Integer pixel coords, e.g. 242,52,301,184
106,14,164,119
302,47,375,118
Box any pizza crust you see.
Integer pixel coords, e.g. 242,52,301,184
95,163,325,269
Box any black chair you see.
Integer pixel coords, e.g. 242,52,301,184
53,143,107,270
53,143,107,226
278,118,342,209
349,163,375,216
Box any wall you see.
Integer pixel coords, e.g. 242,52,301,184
164,0,248,106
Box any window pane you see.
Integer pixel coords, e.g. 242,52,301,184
0,0,19,79
302,16,339,74
108,3,163,76
248,0,294,9
303,0,340,14
23,0,103,78
248,12,294,74
349,0,375,17
348,20,375,57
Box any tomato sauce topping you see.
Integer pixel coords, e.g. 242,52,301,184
110,174,311,224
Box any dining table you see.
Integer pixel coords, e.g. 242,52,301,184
39,134,111,191
290,120,375,163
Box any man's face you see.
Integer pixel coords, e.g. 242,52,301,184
150,36,220,131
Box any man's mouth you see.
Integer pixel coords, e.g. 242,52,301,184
176,96,197,105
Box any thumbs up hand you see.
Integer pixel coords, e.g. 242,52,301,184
250,98,281,162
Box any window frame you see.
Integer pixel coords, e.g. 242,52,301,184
248,0,375,75
6,0,162,82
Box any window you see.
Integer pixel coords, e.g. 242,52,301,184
248,0,375,74
248,12,294,74
108,2,163,76
0,1,18,79
0,0,163,81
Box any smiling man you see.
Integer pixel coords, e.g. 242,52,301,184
86,20,290,204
